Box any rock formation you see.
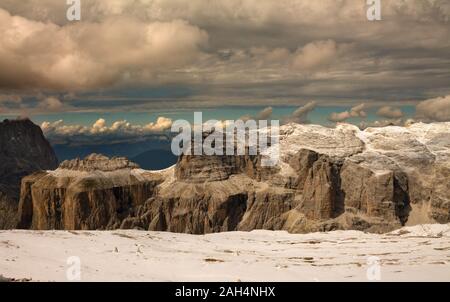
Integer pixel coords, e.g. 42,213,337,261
17,154,163,230
0,119,58,229
16,122,450,233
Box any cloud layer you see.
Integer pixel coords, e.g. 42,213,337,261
0,8,208,91
0,0,449,114
416,95,450,122
41,116,173,145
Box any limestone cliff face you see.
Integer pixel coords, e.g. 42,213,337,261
17,122,450,233
140,122,449,234
0,119,58,229
18,154,163,230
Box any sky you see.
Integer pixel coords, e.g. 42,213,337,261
0,0,449,144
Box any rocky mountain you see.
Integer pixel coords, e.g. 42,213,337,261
0,118,58,229
17,122,450,233
18,154,163,230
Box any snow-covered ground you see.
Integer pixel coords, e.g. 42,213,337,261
1,224,449,282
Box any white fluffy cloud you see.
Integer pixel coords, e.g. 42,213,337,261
416,95,450,122
283,101,317,124
144,117,174,132
41,117,173,139
329,103,367,122
0,8,208,90
377,106,404,119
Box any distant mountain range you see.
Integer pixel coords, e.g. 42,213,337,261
53,139,177,170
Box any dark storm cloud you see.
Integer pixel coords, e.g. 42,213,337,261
0,0,449,114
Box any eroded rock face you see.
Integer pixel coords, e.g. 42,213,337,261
18,155,163,230
16,122,450,233
147,122,448,233
0,119,58,229
144,178,250,234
